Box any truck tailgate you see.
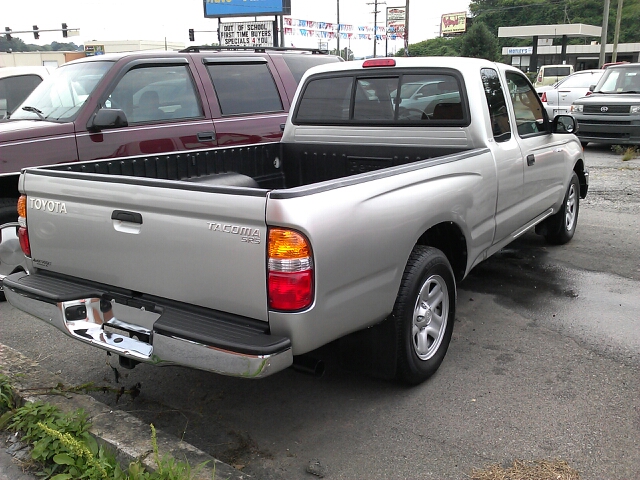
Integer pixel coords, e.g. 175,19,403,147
22,171,269,321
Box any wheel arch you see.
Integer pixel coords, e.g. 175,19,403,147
415,221,467,283
573,158,588,199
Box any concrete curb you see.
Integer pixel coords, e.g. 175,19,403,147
0,343,250,480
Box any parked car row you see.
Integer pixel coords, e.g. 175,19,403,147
0,47,342,299
535,62,640,147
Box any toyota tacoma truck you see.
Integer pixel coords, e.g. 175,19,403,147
3,57,588,384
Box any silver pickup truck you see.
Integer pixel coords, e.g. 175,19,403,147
3,57,587,385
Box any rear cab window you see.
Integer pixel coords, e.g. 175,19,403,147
293,69,469,126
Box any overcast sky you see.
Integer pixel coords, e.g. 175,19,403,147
3,0,471,57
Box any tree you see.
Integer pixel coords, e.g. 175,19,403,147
396,37,463,57
460,22,501,60
468,0,640,45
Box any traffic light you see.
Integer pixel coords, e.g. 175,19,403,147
189,28,195,42
33,25,39,39
4,27,11,41
62,23,68,38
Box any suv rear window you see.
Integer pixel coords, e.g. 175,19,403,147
294,71,467,125
207,63,283,115
543,67,572,77
282,54,343,84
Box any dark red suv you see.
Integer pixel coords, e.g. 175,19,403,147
0,47,341,224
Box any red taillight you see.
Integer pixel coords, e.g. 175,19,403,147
17,195,30,257
362,58,396,68
267,228,314,311
18,226,31,257
540,92,548,102
585,91,592,96
268,271,313,311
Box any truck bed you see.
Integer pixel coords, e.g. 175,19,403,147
44,141,470,189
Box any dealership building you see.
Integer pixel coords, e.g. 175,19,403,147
499,24,640,71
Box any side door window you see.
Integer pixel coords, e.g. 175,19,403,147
506,71,547,137
206,62,283,115
105,65,203,124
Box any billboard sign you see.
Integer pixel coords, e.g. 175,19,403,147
84,45,105,56
386,6,406,39
220,21,275,47
441,12,467,35
204,0,291,18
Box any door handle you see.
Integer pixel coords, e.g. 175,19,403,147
197,131,216,142
526,154,535,166
111,210,143,224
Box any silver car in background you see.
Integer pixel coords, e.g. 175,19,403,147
536,69,604,118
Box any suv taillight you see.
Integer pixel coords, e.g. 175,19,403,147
267,228,314,311
17,195,31,257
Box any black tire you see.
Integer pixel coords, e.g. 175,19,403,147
0,198,18,225
394,246,456,385
544,171,580,245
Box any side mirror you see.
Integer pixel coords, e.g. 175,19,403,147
553,115,577,134
87,108,128,132
589,85,595,92
280,123,286,132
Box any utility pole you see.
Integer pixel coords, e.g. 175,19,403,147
337,0,340,59
612,0,624,62
367,0,385,58
598,0,611,67
404,0,410,56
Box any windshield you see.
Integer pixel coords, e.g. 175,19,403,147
596,66,640,93
9,61,113,122
560,71,604,89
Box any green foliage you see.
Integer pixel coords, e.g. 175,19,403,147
0,37,81,52
0,374,15,413
468,0,640,46
396,37,463,57
2,391,214,479
460,22,501,61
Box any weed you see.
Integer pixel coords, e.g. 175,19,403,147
611,144,639,161
0,375,216,479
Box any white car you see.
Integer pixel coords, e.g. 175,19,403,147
0,66,53,118
536,69,604,118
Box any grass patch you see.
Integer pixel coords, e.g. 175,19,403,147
470,458,580,480
611,145,640,161
0,374,213,479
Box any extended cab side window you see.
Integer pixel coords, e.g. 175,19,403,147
506,71,547,137
206,63,283,115
105,65,203,124
480,68,511,142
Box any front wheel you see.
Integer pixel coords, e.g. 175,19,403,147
544,171,580,245
394,246,456,385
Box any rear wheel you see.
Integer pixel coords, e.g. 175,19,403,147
544,171,580,245
394,246,456,385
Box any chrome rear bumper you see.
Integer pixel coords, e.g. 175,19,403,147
4,272,292,378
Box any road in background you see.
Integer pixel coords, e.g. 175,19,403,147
1,143,638,480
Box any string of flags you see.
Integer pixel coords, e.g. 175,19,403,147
283,17,405,40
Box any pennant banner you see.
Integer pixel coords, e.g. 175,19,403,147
283,17,401,41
